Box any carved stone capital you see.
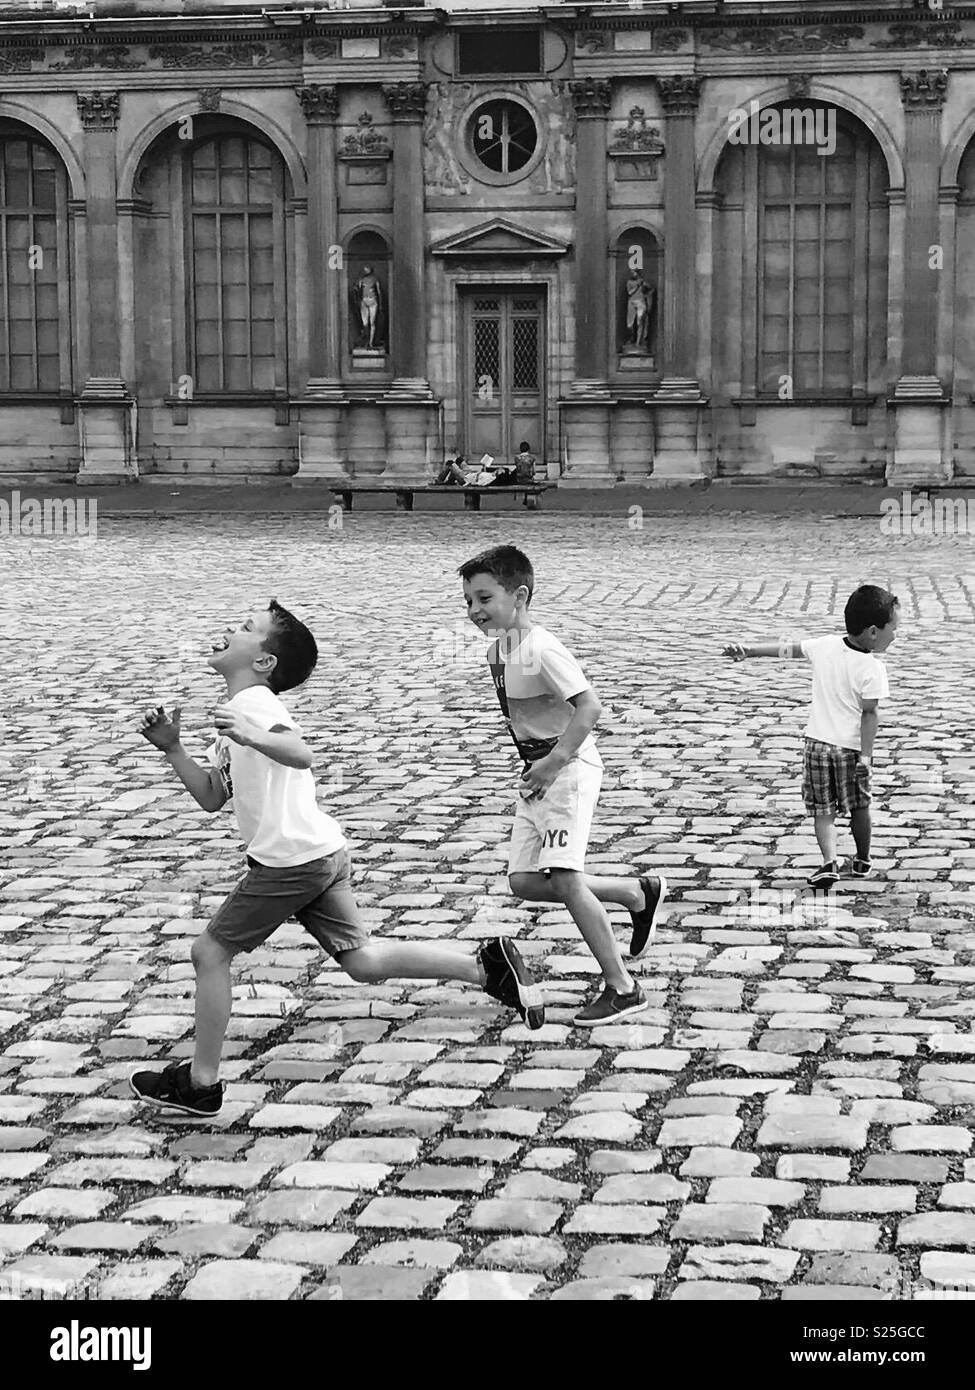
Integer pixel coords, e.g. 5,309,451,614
568,78,612,119
900,69,948,108
382,82,428,121
659,75,701,116
296,84,339,124
77,92,120,131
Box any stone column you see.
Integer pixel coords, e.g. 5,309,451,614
381,81,436,483
651,75,712,483
76,92,134,483
889,70,950,484
560,77,614,486
293,84,348,485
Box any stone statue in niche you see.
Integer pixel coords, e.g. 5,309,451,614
624,270,654,351
350,264,387,352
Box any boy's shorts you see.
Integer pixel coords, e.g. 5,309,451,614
206,847,371,957
802,737,872,816
507,758,602,875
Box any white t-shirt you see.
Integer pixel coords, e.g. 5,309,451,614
495,626,603,769
801,634,890,752
207,686,345,868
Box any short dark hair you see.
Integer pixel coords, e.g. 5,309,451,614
457,545,534,603
845,585,899,635
518,441,531,452
262,599,318,693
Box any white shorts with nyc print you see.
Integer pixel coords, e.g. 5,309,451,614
506,758,603,876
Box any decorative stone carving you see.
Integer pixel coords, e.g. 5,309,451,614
198,88,221,113
659,76,701,115
77,92,120,131
341,113,390,157
655,28,690,54
575,30,610,55
382,82,428,121
296,85,339,124
147,41,301,69
900,69,949,108
424,84,473,195
703,25,864,54
52,45,140,72
874,22,975,50
534,81,576,195
382,35,417,60
568,78,612,119
609,107,664,180
307,38,339,60
787,74,811,99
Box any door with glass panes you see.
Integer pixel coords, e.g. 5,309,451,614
461,290,544,464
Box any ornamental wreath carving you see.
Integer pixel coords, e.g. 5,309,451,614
704,25,864,54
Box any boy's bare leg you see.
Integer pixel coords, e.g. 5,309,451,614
190,933,235,1087
547,868,634,994
851,808,871,862
509,870,645,910
813,813,838,865
337,941,483,986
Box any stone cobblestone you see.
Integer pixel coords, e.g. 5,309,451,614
3,506,975,1298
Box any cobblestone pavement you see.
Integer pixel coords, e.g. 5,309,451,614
1,507,975,1302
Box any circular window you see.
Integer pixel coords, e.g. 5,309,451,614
469,99,538,177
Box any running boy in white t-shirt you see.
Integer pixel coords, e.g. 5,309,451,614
129,599,543,1117
724,584,899,891
458,546,666,1026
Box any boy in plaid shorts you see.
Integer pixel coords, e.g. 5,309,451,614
724,584,899,891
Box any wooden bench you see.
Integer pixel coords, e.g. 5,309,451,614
330,483,553,512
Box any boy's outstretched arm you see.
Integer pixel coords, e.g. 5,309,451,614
859,698,879,762
723,640,804,661
139,705,229,812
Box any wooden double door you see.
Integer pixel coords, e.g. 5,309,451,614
461,288,544,464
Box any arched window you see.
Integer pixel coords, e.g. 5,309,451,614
716,105,889,399
186,134,286,393
0,122,71,393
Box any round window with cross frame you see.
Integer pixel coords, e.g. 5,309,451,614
463,96,542,186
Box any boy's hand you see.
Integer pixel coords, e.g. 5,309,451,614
139,704,182,751
213,704,260,747
722,643,748,662
520,752,565,800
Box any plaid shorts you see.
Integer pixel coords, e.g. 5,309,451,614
802,737,872,816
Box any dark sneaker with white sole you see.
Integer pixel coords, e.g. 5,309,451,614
479,936,545,1030
808,861,840,890
629,874,666,958
851,858,873,879
574,983,648,1027
129,1061,223,1118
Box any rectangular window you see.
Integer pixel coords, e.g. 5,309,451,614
188,137,282,394
458,28,542,76
0,138,65,392
758,140,853,396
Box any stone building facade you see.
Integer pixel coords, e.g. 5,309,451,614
2,1,975,485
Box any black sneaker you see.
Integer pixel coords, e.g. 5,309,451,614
851,858,873,879
478,937,545,1030
129,1061,223,1117
808,861,840,891
629,874,667,958
574,983,648,1028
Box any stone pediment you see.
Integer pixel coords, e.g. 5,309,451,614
429,219,570,259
